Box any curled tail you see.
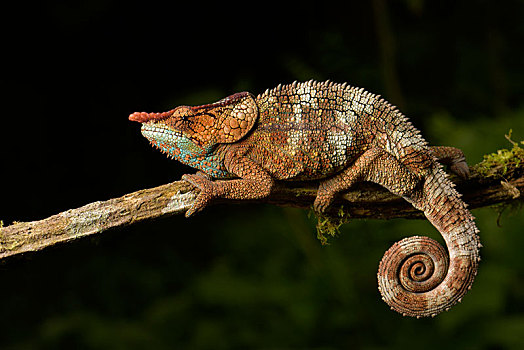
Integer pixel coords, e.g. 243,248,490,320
377,165,481,317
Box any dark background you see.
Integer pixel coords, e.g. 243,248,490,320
1,0,524,348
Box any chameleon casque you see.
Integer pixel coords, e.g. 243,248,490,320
129,80,481,318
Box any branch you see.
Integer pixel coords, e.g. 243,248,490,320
1,148,523,260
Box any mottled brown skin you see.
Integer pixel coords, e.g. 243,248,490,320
129,80,481,318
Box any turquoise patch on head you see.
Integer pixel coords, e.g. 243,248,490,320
141,123,230,178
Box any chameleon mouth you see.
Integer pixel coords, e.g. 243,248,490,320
140,122,203,160
140,123,184,145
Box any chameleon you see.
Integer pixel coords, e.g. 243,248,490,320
129,80,481,318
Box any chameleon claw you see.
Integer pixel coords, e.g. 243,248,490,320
450,161,470,180
184,193,210,217
195,171,212,180
313,195,333,214
182,173,207,191
313,183,336,213
185,204,204,218
182,173,213,217
313,202,325,214
185,207,196,218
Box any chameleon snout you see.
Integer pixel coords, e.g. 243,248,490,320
129,110,176,123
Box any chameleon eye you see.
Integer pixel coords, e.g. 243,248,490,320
179,114,193,124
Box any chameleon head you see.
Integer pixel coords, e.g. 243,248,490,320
128,92,259,161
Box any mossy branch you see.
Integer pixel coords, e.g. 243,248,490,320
1,140,523,260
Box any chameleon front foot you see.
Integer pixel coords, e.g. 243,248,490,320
182,173,214,217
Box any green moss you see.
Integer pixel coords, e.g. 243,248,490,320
312,206,350,245
475,130,524,178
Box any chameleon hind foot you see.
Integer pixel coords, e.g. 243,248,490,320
430,146,470,179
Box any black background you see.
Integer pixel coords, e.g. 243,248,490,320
1,1,524,348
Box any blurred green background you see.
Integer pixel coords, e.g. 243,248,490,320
1,0,524,349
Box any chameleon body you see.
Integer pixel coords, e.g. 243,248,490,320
129,80,480,318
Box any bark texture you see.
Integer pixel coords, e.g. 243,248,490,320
0,159,522,260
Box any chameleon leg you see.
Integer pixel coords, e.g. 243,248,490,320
429,146,470,179
314,147,420,212
183,156,274,217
